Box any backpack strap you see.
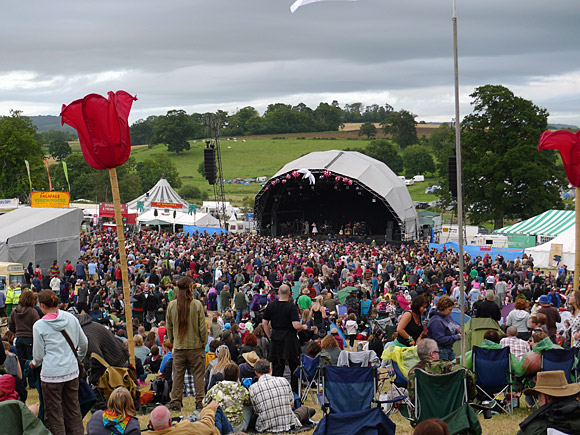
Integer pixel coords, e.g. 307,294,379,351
91,352,110,368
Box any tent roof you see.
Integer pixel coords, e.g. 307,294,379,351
271,150,417,232
494,210,575,236
0,207,82,244
126,178,189,210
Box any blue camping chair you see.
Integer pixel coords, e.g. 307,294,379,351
472,346,513,414
294,354,321,404
380,361,414,415
315,366,395,435
338,305,348,317
541,348,575,383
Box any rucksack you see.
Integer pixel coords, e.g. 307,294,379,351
152,377,171,404
91,352,139,403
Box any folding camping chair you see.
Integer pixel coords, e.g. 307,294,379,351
541,348,575,383
472,345,513,414
337,304,348,317
294,354,322,405
315,366,396,435
406,368,482,434
379,361,415,415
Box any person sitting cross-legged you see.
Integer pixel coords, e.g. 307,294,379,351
407,338,476,404
248,359,315,433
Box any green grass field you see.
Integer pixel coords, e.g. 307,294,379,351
130,138,374,203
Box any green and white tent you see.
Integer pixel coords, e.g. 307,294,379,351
495,210,575,237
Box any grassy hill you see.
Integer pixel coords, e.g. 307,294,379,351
130,138,374,203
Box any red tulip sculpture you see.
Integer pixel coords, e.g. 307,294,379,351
61,91,137,364
539,129,580,289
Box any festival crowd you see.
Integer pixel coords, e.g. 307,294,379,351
1,229,580,434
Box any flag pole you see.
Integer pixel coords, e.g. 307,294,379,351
575,190,580,290
109,167,136,367
452,0,466,366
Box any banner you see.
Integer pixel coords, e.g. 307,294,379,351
99,202,128,216
290,0,357,14
188,204,196,215
43,160,53,191
151,201,182,209
24,160,32,192
136,201,144,212
31,191,70,208
0,198,19,211
62,161,70,191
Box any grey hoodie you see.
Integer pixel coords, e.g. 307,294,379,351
32,309,88,378
506,309,530,333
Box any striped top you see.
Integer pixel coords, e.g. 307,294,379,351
495,210,575,236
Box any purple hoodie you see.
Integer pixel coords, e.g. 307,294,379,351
427,310,460,348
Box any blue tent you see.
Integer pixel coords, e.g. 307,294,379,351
450,308,471,326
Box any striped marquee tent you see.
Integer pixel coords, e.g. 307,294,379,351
495,210,575,237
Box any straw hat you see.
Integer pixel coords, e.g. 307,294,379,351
523,371,580,397
302,288,310,295
242,351,259,367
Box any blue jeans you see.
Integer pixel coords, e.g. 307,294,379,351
236,309,245,324
439,347,456,361
214,407,234,435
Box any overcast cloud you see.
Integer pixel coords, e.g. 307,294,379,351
1,0,578,125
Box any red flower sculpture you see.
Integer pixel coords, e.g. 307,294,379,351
538,129,580,187
60,91,137,170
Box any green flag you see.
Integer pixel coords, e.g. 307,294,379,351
62,161,70,192
188,204,196,215
24,160,32,192
137,201,144,212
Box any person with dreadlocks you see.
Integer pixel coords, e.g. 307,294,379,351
166,276,208,412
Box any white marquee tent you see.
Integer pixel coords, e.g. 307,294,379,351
127,177,189,211
525,225,576,270
0,207,83,270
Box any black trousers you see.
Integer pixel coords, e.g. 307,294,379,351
271,356,300,394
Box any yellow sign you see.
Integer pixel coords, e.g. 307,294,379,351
30,191,70,208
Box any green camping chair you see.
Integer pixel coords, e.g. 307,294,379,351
406,368,482,435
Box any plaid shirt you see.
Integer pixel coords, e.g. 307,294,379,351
249,374,301,432
500,336,531,360
183,368,196,397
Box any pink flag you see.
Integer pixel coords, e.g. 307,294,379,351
291,0,358,14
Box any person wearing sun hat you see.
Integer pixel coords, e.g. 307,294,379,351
517,370,580,434
297,288,312,311
239,350,259,379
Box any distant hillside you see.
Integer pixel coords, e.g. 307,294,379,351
29,115,76,133
548,123,578,130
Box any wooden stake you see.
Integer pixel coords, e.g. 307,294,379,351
109,167,135,367
572,187,580,290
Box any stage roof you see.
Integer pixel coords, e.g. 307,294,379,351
271,150,418,237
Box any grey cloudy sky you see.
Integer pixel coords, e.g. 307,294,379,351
1,0,579,125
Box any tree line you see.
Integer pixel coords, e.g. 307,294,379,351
0,85,568,228
128,102,400,153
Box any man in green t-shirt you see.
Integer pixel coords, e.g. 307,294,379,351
297,288,312,311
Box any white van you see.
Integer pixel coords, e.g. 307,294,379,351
412,175,425,182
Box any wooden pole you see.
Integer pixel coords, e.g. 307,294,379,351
109,167,135,367
575,188,580,291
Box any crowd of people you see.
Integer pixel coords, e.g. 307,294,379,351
0,229,579,434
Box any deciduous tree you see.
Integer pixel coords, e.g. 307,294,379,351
461,84,565,228
381,110,418,148
358,122,377,140
363,139,403,174
403,144,435,177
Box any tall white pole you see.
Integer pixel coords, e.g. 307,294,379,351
452,0,466,366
